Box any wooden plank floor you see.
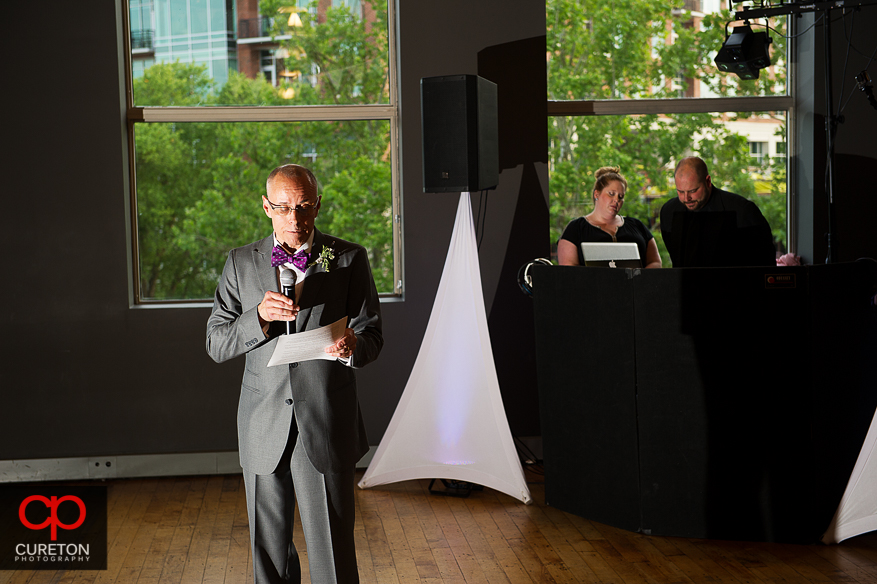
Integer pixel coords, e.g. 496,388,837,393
4,470,877,584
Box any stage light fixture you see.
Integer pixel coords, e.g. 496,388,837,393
714,25,772,80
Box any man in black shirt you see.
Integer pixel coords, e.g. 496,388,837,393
660,157,776,267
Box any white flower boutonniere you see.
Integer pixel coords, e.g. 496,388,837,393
310,244,336,272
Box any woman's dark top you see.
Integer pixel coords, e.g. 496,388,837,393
560,216,654,265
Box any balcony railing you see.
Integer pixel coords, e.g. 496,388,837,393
239,17,283,39
131,29,154,50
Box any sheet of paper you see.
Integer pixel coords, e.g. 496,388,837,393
267,316,348,367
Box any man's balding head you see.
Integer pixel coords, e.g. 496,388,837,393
267,164,319,197
263,164,321,250
674,156,712,211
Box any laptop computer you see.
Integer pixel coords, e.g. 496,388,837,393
580,242,642,268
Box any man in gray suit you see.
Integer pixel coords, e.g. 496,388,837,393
206,164,383,583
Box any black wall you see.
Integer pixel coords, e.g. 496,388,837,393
0,0,546,462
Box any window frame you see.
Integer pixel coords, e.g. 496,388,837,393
122,0,402,305
547,56,795,257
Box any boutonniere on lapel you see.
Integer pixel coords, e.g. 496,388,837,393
309,243,336,272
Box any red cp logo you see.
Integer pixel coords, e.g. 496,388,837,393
19,496,86,541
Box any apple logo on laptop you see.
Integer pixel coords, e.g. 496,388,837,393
609,260,616,268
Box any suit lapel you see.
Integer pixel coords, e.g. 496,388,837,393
253,235,279,297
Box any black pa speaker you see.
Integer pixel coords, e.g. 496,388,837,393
421,75,498,193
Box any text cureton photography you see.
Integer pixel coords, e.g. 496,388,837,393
0,486,107,571
14,543,91,562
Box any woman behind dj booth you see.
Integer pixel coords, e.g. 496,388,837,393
557,166,662,269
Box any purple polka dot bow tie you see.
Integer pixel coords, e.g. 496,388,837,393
271,246,309,270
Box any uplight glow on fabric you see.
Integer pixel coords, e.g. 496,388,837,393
359,193,531,504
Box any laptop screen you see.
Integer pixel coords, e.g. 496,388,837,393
580,242,642,268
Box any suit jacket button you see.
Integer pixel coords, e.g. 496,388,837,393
285,399,293,405
290,362,299,368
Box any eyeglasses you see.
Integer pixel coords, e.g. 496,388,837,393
265,197,319,217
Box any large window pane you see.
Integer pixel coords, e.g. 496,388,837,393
134,119,393,300
546,0,791,267
170,0,189,36
548,111,787,266
191,0,209,34
547,0,787,100
126,0,398,304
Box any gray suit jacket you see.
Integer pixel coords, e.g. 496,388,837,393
206,230,383,475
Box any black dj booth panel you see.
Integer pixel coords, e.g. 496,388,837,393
531,262,877,543
531,267,641,531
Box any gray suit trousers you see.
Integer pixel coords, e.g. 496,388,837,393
243,433,359,584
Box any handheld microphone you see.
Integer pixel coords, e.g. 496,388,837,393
280,268,297,335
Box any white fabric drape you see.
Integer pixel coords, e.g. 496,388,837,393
358,192,532,504
823,407,877,543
